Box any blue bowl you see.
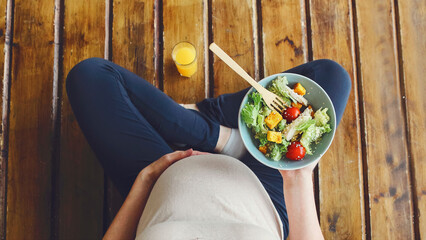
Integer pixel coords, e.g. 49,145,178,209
238,73,336,170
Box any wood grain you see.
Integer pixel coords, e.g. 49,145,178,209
355,0,413,238
163,0,206,103
0,0,7,237
261,0,307,75
0,0,423,238
308,0,365,238
397,0,426,238
6,0,55,238
212,0,255,96
57,0,106,239
109,0,155,227
112,0,156,84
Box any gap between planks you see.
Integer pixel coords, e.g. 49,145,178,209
155,0,164,90
50,0,65,239
349,0,367,238
351,0,371,238
206,0,214,98
392,0,420,238
0,0,14,239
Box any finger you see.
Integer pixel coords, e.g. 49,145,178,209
147,149,193,178
191,150,210,156
162,149,193,164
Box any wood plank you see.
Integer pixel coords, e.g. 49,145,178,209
0,0,8,237
261,0,307,76
397,0,426,238
112,0,156,84
212,0,255,96
355,0,414,238
163,0,206,103
308,0,365,238
57,0,106,239
260,0,329,235
109,0,155,227
6,0,55,238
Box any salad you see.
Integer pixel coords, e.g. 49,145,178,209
241,76,331,161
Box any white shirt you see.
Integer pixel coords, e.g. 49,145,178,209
136,154,283,240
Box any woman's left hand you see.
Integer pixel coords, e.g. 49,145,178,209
104,148,208,240
139,149,208,184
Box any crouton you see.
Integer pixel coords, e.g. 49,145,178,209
291,102,303,109
267,131,283,144
265,110,283,129
259,145,268,154
293,83,306,96
307,105,315,117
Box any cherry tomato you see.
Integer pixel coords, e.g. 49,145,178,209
286,141,306,160
283,107,301,121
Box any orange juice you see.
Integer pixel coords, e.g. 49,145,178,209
172,42,197,77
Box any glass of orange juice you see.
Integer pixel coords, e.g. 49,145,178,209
172,41,197,77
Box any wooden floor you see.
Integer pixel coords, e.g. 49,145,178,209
0,0,424,239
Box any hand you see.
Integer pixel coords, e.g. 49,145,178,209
104,148,208,240
279,158,320,180
139,149,208,184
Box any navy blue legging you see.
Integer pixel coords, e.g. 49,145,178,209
66,57,351,239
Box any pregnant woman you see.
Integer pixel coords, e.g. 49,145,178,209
66,57,350,240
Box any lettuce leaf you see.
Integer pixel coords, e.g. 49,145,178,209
300,124,332,155
254,114,268,134
299,108,331,154
268,76,292,106
241,92,263,128
255,132,268,147
268,141,290,161
314,108,330,126
241,104,257,127
296,119,316,132
242,92,271,143
277,119,287,132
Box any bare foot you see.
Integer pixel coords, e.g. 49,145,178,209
180,103,199,111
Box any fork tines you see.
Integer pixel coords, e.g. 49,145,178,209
270,97,286,113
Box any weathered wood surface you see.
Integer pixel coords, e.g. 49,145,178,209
261,0,307,75
107,0,156,227
112,0,156,84
163,0,206,103
1,0,424,239
355,0,414,238
212,0,254,96
6,0,55,239
397,0,426,238
57,0,106,239
0,0,8,237
309,0,365,239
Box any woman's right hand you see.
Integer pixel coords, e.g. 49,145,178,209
278,158,324,240
279,158,319,180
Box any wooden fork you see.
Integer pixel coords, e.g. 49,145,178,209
209,43,288,113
